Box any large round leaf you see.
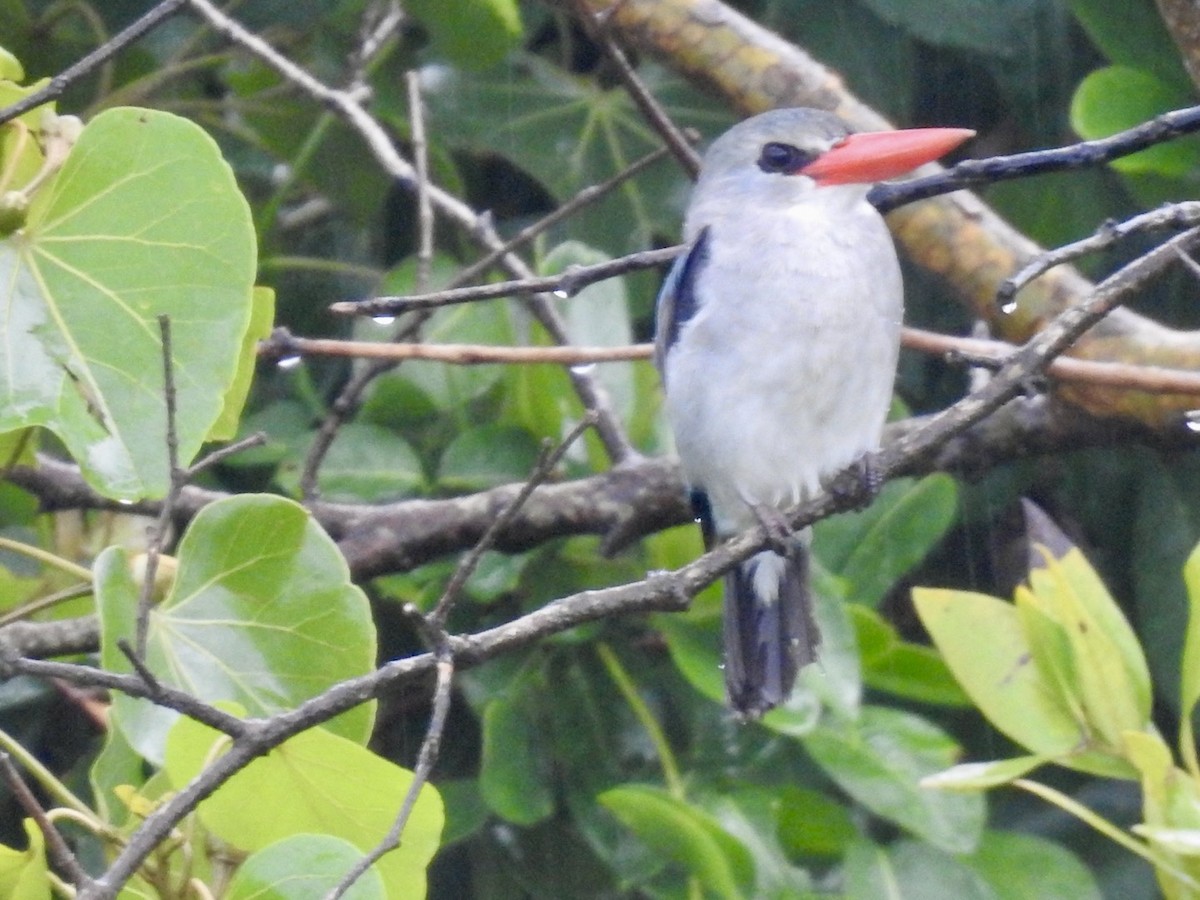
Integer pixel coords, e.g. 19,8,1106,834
96,494,376,764
0,107,256,499
166,716,443,899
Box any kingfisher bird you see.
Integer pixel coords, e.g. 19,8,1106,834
654,108,973,717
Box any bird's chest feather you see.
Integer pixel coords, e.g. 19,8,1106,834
663,201,903,523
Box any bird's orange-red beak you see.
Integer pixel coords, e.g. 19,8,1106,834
800,127,975,185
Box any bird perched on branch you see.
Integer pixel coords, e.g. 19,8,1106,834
654,108,973,717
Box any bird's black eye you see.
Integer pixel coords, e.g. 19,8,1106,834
757,142,814,174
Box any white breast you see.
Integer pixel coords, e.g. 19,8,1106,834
663,189,903,535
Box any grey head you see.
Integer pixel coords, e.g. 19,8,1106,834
696,108,851,188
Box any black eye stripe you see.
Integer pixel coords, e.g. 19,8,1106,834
756,142,817,174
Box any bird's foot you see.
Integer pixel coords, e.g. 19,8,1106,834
749,503,796,555
828,452,884,510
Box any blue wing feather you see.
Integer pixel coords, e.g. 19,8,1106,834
654,226,711,375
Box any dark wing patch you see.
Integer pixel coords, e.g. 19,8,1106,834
689,488,716,550
653,226,711,376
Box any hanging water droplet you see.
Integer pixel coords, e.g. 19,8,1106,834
1185,410,1200,432
999,297,1018,315
372,314,396,326
277,355,302,370
117,498,135,506
552,289,570,299
569,363,596,376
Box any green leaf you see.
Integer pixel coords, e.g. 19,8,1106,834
437,779,490,846
226,835,386,900
437,424,540,492
1025,549,1152,747
851,606,970,706
658,612,726,707
775,785,857,858
285,422,426,501
1064,0,1190,88
0,819,47,900
0,46,23,82
1,107,256,499
599,784,754,900
913,587,1127,774
480,694,554,825
857,0,1038,54
165,716,443,899
407,0,523,70
843,838,997,900
422,55,731,252
388,296,514,410
1134,458,1200,712
541,241,636,430
97,494,376,764
966,830,1102,900
701,788,816,895
814,474,957,607
89,723,145,825
210,285,274,441
1070,67,1200,177
803,706,985,853
921,756,1048,791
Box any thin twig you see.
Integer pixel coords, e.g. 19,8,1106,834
263,324,1200,396
572,0,701,178
262,329,651,365
406,71,434,293
10,656,249,738
431,414,597,627
134,316,182,658
0,583,92,628
347,1,404,90
117,638,163,693
321,645,453,900
870,102,1200,212
431,145,675,296
901,326,1200,395
329,246,681,317
0,0,188,126
998,202,1200,307
0,752,94,890
185,431,268,477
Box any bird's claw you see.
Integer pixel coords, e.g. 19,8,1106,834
749,504,796,555
829,453,884,510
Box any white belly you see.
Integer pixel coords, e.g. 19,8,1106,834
663,199,902,535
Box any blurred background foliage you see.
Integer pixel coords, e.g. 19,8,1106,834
3,0,1200,896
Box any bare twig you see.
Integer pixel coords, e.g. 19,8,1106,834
870,103,1200,212
572,0,702,178
431,415,597,627
901,326,1200,395
433,145,675,295
134,316,182,658
348,1,405,89
262,329,652,365
329,246,681,317
0,0,188,126
998,202,1200,308
186,432,268,477
406,71,434,292
0,753,94,890
262,324,1200,396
